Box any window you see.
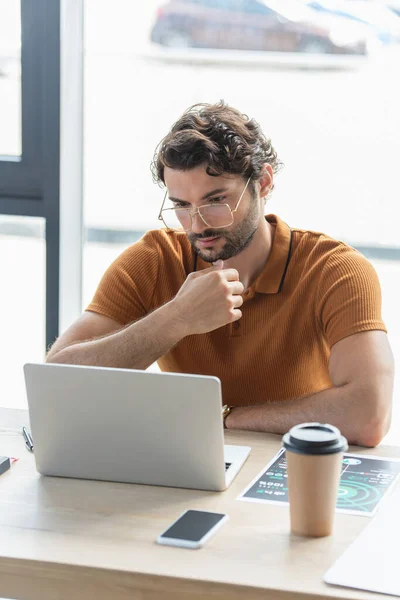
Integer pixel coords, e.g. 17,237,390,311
245,1,274,16
0,216,45,408
83,1,400,441
0,0,21,156
0,1,61,409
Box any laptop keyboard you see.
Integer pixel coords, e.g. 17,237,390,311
225,462,232,472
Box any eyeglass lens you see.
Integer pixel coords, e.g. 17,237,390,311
162,204,233,230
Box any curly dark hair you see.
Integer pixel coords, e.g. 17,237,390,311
151,101,283,187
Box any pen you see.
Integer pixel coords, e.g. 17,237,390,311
22,426,34,453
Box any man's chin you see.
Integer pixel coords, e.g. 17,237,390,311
195,246,237,263
195,248,221,263
191,237,223,262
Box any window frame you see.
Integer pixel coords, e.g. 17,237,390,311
0,0,84,350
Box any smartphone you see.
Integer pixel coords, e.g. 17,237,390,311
157,509,229,549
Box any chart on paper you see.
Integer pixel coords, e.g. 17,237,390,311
238,449,400,516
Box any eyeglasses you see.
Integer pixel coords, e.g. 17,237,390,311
158,177,251,232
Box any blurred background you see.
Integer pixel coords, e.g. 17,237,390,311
0,0,399,441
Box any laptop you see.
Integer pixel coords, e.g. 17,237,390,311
23,363,251,491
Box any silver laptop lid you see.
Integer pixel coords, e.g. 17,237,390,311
23,363,227,491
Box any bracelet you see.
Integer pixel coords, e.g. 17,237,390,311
221,405,234,429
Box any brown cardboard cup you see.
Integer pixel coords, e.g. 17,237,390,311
282,423,348,537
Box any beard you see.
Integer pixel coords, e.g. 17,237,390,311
187,198,260,263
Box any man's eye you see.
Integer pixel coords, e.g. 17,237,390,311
209,196,225,203
173,203,189,209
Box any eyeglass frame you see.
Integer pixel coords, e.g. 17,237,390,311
158,176,252,232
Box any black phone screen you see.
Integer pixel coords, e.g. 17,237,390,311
160,510,226,542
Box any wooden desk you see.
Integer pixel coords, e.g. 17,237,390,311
0,407,399,600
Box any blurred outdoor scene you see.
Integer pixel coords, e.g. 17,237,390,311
1,0,400,442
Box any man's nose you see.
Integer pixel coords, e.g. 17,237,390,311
189,210,208,234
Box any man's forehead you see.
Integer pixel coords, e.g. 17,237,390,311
164,166,239,194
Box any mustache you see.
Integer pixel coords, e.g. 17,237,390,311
188,230,225,241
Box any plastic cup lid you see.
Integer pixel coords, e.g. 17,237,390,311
282,422,348,455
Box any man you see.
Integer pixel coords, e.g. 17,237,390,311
46,101,394,446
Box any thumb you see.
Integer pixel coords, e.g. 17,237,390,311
212,259,224,270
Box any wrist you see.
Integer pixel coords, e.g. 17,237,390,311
161,300,191,340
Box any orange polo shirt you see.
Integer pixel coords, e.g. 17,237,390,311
86,215,386,406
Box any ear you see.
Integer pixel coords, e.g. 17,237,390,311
258,163,274,199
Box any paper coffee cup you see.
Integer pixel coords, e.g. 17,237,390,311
282,423,348,537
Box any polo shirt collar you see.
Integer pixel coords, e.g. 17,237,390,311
194,214,292,295
254,214,292,294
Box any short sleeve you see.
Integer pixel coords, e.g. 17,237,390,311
86,231,160,326
316,246,387,348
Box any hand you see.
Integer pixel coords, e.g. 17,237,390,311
171,260,244,335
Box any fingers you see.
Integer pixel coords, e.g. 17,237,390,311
192,263,240,282
231,294,244,309
221,268,240,282
231,308,242,321
192,261,225,276
228,280,245,296
212,259,224,269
